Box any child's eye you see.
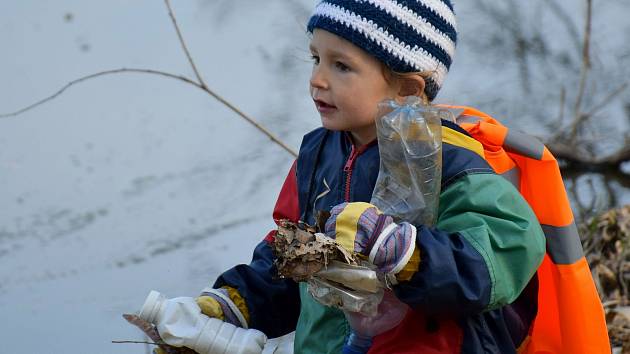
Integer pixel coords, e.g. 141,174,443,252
335,61,350,72
310,55,320,65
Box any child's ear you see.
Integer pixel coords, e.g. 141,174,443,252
396,75,426,98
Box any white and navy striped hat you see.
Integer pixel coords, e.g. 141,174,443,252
307,0,457,101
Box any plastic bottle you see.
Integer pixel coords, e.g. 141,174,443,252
370,96,445,226
138,290,267,354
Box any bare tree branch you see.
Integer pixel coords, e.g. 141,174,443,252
201,80,299,158
164,0,208,89
557,86,566,124
0,2,298,158
0,68,201,118
112,340,160,345
585,83,629,117
547,137,630,170
570,0,593,142
544,0,630,173
0,68,298,157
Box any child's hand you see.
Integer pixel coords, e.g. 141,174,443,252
196,287,249,328
196,295,225,319
325,202,418,276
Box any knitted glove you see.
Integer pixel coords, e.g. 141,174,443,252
196,287,250,328
325,202,419,278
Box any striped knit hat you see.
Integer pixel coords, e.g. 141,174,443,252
307,0,457,101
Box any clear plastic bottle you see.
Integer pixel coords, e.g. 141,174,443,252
370,96,446,226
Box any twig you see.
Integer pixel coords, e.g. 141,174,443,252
569,0,593,142
112,340,161,345
0,68,200,119
602,299,620,308
585,82,629,117
546,139,630,170
0,3,298,158
0,68,297,157
164,0,207,89
199,81,299,158
161,0,295,157
557,86,566,125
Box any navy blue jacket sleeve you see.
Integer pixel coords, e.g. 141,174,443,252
214,240,300,337
213,162,302,337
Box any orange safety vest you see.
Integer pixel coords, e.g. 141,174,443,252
444,105,610,353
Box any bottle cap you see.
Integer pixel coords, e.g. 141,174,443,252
138,290,165,324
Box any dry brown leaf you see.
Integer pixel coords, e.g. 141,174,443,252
272,219,357,281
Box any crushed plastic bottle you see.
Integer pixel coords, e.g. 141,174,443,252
370,96,446,226
137,290,267,354
307,261,384,316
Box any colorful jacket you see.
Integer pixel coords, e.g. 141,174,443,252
214,119,546,353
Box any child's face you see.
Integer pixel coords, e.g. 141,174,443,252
309,29,399,146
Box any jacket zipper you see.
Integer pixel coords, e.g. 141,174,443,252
343,146,358,202
343,142,373,202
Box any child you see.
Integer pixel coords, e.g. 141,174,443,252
195,1,609,353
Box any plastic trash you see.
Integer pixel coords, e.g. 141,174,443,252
314,260,382,293
307,276,384,316
138,290,267,354
370,96,446,226
262,332,295,354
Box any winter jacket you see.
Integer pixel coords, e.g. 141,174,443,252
214,118,546,353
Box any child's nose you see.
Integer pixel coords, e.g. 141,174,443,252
310,66,328,90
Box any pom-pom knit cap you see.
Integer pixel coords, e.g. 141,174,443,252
307,0,457,101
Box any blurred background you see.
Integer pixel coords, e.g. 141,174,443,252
0,1,628,353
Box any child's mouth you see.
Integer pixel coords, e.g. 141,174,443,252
314,99,337,114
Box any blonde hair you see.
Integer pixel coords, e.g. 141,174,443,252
380,64,434,105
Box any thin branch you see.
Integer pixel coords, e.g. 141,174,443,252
546,138,630,170
164,0,207,89
602,299,620,308
570,0,593,142
0,1,298,158
159,1,298,156
112,340,160,345
0,69,298,157
557,86,566,125
549,82,628,161
585,82,629,117
199,84,299,158
0,68,200,118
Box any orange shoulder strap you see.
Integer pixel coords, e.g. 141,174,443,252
442,105,610,353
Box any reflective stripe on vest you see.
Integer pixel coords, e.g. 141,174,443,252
454,111,545,161
504,131,545,161
542,223,584,265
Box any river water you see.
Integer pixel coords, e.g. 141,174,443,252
0,1,628,353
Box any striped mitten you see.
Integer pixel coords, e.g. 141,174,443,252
325,202,418,276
